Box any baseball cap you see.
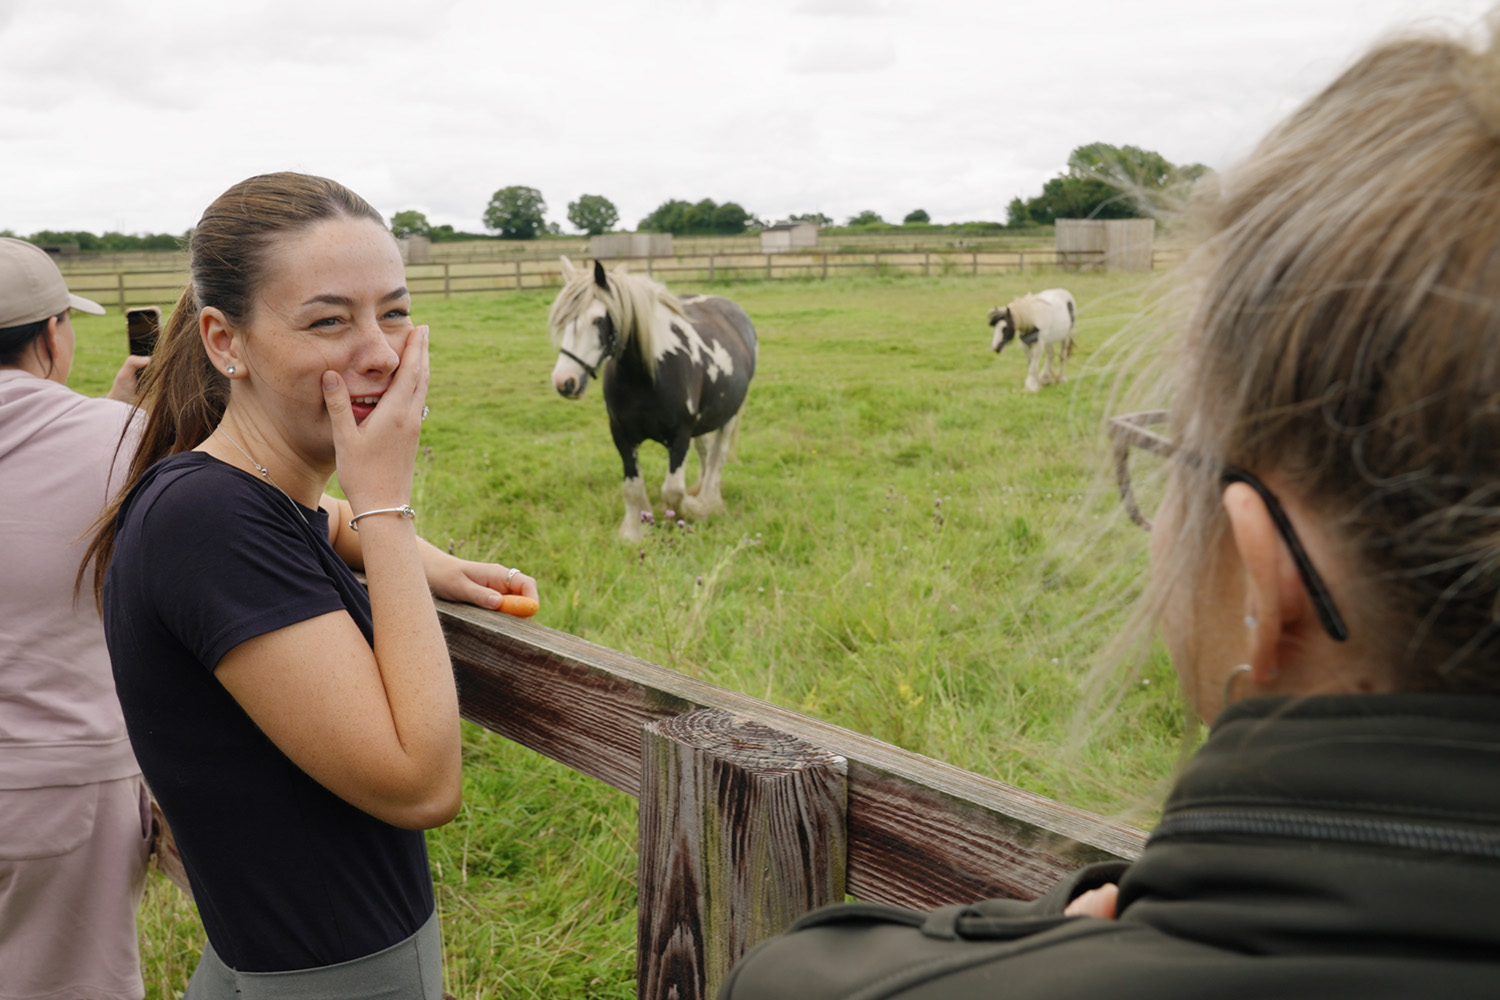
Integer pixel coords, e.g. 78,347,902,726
0,237,106,328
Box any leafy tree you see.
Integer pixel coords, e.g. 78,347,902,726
789,212,831,226
390,210,432,239
1005,197,1032,229
712,202,750,234
639,197,754,235
903,209,930,224
846,210,885,227
567,194,619,235
483,185,547,239
1014,142,1211,223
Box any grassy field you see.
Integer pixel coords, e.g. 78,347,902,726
69,269,1184,999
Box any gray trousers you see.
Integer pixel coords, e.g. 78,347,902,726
184,908,443,999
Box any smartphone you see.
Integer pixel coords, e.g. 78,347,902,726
126,306,161,357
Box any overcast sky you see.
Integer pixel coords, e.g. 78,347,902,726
1,0,1493,236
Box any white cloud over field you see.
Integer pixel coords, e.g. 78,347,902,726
0,0,1492,235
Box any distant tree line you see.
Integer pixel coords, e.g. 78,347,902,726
0,229,188,252
1006,142,1209,227
12,148,1208,253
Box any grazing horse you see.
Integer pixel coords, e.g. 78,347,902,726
549,257,758,542
988,288,1077,392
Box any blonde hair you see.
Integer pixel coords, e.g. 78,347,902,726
81,172,386,605
1139,19,1500,693
548,262,691,378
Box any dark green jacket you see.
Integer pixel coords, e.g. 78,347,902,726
719,694,1500,999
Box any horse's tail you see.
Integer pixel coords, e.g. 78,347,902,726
1065,294,1077,358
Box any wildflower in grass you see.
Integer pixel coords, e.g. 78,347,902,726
641,510,655,526
664,509,675,520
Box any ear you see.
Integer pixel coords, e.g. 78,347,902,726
1222,481,1311,687
199,306,240,377
43,314,62,356
987,307,1004,327
593,258,609,290
560,256,577,279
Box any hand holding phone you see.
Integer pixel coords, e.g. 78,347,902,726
125,306,161,357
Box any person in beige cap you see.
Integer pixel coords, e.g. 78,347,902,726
0,236,152,999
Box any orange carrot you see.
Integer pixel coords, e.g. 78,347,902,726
498,594,539,618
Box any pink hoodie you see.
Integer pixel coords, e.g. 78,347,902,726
0,370,144,789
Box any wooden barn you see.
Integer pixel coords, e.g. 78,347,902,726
590,233,674,259
760,221,819,254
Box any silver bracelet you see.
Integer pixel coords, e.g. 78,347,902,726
348,504,416,531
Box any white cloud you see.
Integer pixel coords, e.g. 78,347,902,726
0,0,1492,234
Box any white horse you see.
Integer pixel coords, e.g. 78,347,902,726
988,288,1077,392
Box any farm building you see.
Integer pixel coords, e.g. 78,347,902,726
1054,218,1155,271
760,221,819,253
590,233,674,259
397,235,432,264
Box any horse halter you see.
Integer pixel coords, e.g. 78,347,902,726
558,314,619,379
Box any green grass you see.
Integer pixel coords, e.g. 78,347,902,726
68,270,1183,999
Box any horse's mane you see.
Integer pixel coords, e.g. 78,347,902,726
548,263,692,378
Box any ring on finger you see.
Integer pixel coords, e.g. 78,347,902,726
505,567,520,584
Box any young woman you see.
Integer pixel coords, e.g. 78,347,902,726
88,173,537,997
720,18,1500,1000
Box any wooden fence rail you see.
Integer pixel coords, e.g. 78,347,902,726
440,598,1146,999
58,248,1187,311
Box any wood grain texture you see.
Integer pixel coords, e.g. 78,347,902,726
440,600,1147,911
637,709,847,1000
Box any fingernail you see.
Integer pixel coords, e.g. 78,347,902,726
322,372,337,391
488,592,502,610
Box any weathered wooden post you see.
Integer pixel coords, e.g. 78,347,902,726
637,708,847,1000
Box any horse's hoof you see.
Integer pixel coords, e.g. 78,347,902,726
680,494,721,520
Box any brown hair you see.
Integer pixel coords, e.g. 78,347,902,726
1140,22,1500,693
82,172,385,604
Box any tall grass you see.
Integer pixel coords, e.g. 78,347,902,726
68,270,1183,999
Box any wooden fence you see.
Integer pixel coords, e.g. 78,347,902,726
60,248,1188,311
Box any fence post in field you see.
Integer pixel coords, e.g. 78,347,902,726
442,263,451,300
117,272,126,311
765,254,772,280
637,707,848,1000
821,253,828,280
923,252,930,277
972,252,979,277
1019,250,1027,272
648,256,655,278
709,255,715,281
514,259,522,290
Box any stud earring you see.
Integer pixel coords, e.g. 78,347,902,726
226,366,236,375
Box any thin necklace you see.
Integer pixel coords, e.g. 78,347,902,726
214,427,310,525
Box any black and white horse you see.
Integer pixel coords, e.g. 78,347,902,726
988,288,1077,392
549,257,757,542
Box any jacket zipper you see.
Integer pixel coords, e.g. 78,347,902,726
1150,807,1500,859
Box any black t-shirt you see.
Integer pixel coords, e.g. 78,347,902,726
103,451,433,972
